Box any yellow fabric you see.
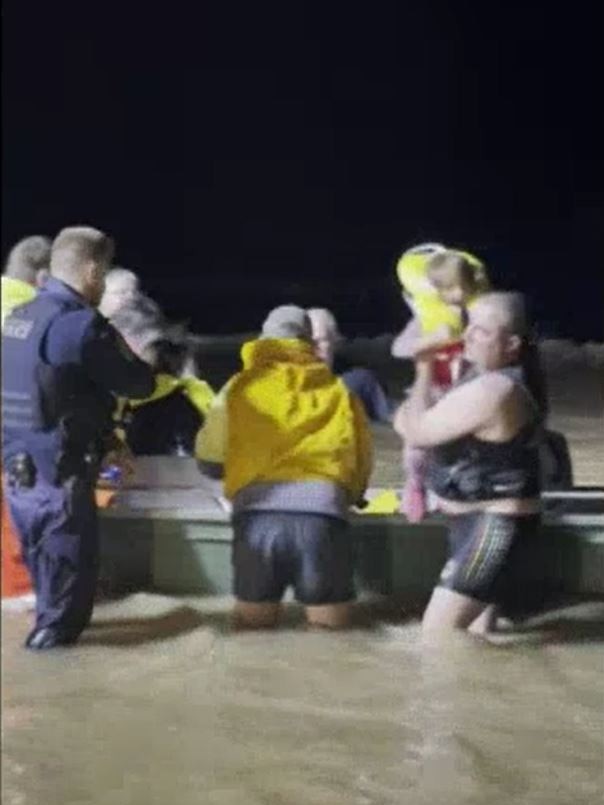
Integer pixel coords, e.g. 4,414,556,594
196,339,373,503
115,373,215,447
1,276,36,326
123,373,215,415
395,248,489,336
360,489,401,514
194,380,233,465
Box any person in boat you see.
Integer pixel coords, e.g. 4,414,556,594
195,304,373,630
98,267,141,319
394,291,545,638
307,307,392,423
117,336,215,456
391,244,491,522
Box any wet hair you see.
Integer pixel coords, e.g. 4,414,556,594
50,226,114,279
480,292,549,420
4,235,52,283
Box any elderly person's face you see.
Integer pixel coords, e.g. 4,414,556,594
463,299,521,371
99,276,139,318
308,311,337,367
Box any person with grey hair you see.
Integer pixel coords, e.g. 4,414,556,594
98,267,140,319
196,304,373,630
307,307,391,423
394,292,545,639
2,225,155,650
1,235,51,324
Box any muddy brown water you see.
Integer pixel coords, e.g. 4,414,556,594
2,594,603,805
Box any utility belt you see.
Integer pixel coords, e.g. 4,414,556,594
5,448,101,490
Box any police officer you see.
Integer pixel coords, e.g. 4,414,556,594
1,226,155,650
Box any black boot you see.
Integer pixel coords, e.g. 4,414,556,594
24,626,76,650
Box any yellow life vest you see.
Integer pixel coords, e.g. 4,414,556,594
115,373,215,441
207,338,373,502
1,276,36,326
396,247,489,336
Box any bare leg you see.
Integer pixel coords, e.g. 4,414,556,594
421,586,487,639
305,602,353,629
468,604,498,637
233,601,281,630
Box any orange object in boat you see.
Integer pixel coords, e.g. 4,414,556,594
1,484,33,598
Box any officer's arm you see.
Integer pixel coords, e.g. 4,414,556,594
81,317,155,398
44,310,155,398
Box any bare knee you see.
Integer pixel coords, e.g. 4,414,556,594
305,602,353,630
422,586,487,638
233,601,281,630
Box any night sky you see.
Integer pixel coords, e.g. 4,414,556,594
2,3,602,339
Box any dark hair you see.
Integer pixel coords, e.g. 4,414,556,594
519,333,549,422
150,339,190,376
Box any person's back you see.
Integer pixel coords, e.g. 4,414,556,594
196,305,373,629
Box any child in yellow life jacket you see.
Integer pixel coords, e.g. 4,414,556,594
392,244,490,521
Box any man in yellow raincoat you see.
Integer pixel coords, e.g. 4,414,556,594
196,305,373,630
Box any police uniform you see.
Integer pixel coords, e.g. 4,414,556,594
1,277,154,649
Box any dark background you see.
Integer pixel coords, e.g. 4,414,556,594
2,3,602,339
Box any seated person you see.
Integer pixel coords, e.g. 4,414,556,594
99,267,141,319
118,337,215,456
196,305,373,630
307,307,391,423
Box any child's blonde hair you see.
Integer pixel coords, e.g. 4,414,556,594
426,250,489,295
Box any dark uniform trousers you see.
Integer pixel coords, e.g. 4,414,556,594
5,471,98,640
2,276,155,645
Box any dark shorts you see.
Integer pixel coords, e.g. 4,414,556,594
438,512,542,609
232,511,355,605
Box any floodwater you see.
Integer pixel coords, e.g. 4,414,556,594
2,594,603,805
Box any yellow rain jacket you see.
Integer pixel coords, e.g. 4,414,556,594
1,276,36,326
396,248,489,337
196,338,373,503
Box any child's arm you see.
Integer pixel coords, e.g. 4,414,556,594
391,320,455,359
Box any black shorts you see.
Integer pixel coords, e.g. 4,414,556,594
438,512,541,608
232,511,355,605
